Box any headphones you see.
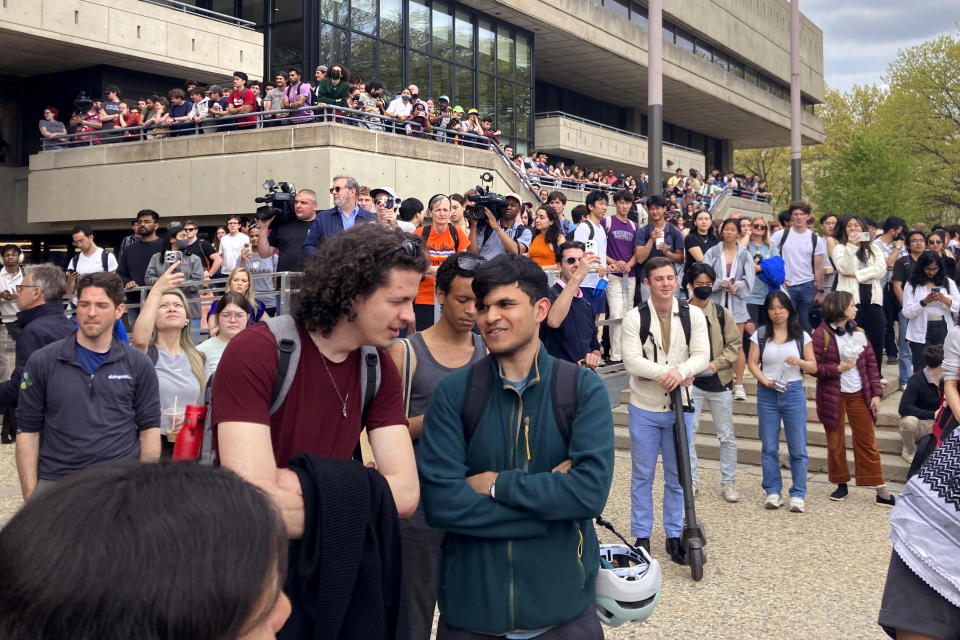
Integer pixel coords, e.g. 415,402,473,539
833,321,856,336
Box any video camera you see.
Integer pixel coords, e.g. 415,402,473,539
73,92,93,116
255,179,296,224
465,172,508,222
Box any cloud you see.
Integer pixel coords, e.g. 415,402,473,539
799,2,956,92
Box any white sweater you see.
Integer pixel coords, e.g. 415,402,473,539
621,298,710,412
831,242,886,305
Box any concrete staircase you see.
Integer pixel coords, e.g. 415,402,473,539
611,377,910,483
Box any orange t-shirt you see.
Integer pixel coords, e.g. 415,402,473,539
414,224,471,304
528,234,558,268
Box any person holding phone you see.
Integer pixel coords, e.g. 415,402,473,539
902,250,960,372
831,215,888,378
144,223,205,329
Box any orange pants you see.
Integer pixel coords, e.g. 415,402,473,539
825,392,885,486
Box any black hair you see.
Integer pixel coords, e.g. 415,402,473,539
648,194,667,208
556,240,586,263
71,224,94,237
760,290,806,343
435,252,478,295
585,190,609,208
295,225,428,338
0,460,287,640
398,197,424,222
923,344,944,369
882,216,907,234
836,214,873,264
778,210,791,226
570,204,588,225
1,244,21,256
546,191,567,205
472,253,549,307
233,70,248,83
534,206,564,258
136,209,159,223
105,84,120,97
907,229,927,243
909,250,947,290
613,189,634,203
364,80,383,93
76,271,124,307
685,261,717,285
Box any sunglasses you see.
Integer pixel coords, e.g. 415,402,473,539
184,227,197,232
376,239,419,261
330,185,350,194
456,255,483,270
564,257,579,265
752,224,767,230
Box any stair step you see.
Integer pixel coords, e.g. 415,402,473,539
612,427,909,483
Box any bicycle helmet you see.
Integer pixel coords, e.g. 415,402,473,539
595,543,662,627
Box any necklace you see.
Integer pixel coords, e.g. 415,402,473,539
320,352,349,417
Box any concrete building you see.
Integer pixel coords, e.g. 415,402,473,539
0,0,823,258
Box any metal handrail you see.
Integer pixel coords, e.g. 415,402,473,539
535,111,701,154
139,0,256,28
42,103,496,151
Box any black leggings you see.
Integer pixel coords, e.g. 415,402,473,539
856,284,885,378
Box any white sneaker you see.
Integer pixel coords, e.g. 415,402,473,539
881,378,889,385
722,484,741,503
733,384,746,401
901,447,914,464
764,494,783,509
900,384,907,392
789,497,805,513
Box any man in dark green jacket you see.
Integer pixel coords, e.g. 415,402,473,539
418,254,615,638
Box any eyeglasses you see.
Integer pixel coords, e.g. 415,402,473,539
219,312,247,320
15,284,39,293
456,255,483,270
376,239,419,261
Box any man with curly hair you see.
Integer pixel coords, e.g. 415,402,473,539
212,224,428,538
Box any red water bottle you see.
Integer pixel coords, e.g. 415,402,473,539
172,404,207,461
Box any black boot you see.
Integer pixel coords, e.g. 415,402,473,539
666,537,688,565
634,537,650,554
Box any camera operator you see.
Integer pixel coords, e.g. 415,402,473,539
469,192,532,259
257,189,317,272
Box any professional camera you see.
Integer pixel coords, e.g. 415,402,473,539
465,172,508,222
255,179,296,224
72,92,93,115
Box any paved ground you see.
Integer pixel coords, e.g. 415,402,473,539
0,444,898,640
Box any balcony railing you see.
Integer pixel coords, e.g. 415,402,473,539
535,111,701,154
139,0,257,28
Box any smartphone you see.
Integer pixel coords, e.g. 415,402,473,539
855,232,871,242
584,239,597,254
932,287,941,293
243,242,252,253
164,250,183,273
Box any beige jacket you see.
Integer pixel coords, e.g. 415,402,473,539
694,300,742,388
621,298,710,412
831,242,885,305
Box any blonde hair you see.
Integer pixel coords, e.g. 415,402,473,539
751,215,772,249
227,266,257,311
153,289,205,389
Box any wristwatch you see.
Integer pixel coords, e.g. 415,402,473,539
489,482,496,499
920,300,927,307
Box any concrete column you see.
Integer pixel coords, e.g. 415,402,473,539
720,139,734,173
647,0,663,198
790,0,802,201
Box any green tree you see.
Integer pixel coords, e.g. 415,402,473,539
814,128,919,221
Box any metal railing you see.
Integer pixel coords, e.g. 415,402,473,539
534,111,701,154
139,0,256,28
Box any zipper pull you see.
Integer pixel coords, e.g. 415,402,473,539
524,416,531,461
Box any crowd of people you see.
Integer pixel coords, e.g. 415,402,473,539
0,173,956,640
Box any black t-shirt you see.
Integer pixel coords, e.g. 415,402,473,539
183,239,217,271
684,232,718,272
892,254,917,286
270,217,312,272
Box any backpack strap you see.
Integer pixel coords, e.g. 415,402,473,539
678,300,691,345
422,225,432,244
778,228,789,253
354,345,381,463
551,358,580,445
147,344,159,365
637,301,691,364
101,249,110,272
264,315,301,415
199,376,217,466
756,326,768,369
462,355,494,445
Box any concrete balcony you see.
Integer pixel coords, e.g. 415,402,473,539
534,112,705,177
0,0,263,80
25,122,532,227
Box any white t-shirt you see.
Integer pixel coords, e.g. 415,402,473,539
750,331,811,383
0,267,23,320
573,218,607,289
68,248,118,274
770,228,825,286
219,233,250,272
831,326,864,393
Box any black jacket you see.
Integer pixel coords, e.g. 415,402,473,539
898,369,940,420
280,454,405,640
0,302,75,408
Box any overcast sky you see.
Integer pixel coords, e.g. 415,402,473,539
799,1,957,92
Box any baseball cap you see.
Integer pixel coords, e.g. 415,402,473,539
438,95,450,102
505,192,522,204
208,85,223,95
370,186,399,205
452,106,464,113
164,221,184,242
468,108,479,115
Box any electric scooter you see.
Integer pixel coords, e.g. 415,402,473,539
670,387,707,581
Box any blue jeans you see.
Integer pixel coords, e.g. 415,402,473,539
628,404,693,538
756,381,808,498
786,281,817,333
897,311,911,386
690,386,737,486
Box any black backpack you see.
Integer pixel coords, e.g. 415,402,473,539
778,227,819,274
461,355,579,445
422,225,460,252
68,249,113,272
637,300,692,362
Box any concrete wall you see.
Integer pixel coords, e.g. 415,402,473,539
534,114,706,175
0,167,59,235
0,0,263,79
712,193,772,221
26,124,535,225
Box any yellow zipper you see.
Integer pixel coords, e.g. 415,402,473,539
524,416,531,462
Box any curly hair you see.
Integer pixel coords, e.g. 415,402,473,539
295,224,428,337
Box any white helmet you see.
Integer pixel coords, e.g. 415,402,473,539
595,543,662,627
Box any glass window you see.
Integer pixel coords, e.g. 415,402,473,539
478,73,495,116
351,0,377,35
662,22,674,44
320,0,347,25
270,21,303,75
409,0,430,51
351,33,376,75
758,74,771,93
516,33,531,85
381,0,403,42
478,19,495,74
728,58,744,79
497,25,514,79
432,59,453,103
744,66,757,85
675,28,694,53
630,2,647,28
408,50,430,89
515,83,530,139
271,0,300,22
320,23,347,66
432,1,453,61
497,81,514,136
454,65,474,109
604,0,628,18
210,0,237,16
380,42,404,95
454,10,473,67
713,50,728,71
241,0,264,24
694,39,712,62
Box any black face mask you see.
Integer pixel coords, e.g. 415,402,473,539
411,93,419,101
693,286,713,301
330,70,341,80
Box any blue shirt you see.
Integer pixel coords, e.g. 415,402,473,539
540,282,601,364
76,343,108,375
339,205,362,230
